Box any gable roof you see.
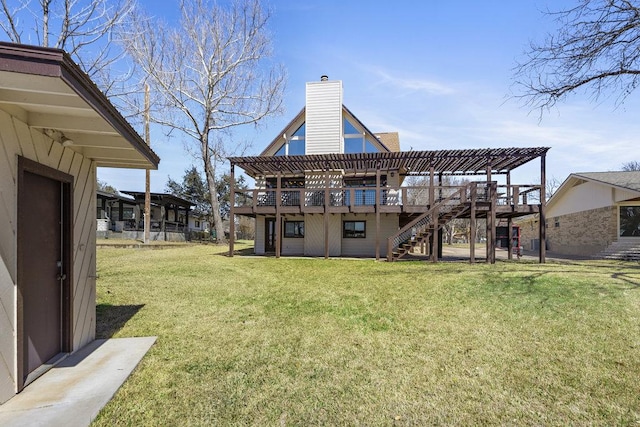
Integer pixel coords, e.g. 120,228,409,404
0,42,159,169
259,105,397,156
573,171,640,193
548,171,640,210
375,132,400,152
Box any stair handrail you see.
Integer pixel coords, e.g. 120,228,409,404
387,182,474,261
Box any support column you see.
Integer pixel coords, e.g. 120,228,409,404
429,167,437,262
229,162,235,257
470,182,476,263
486,165,492,263
539,153,547,263
161,204,166,241
489,182,497,264
276,171,282,259
324,169,330,259
507,171,512,260
375,167,381,260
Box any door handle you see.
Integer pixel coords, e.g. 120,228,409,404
57,273,67,281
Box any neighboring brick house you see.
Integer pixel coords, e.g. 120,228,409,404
517,171,640,257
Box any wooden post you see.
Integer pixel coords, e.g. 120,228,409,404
275,171,282,259
490,182,497,264
161,204,166,241
429,167,436,261
539,153,547,263
486,165,492,263
324,169,330,259
507,171,512,260
144,84,151,245
470,182,476,263
375,167,381,260
229,162,235,257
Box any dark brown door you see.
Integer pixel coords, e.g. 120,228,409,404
18,157,72,389
265,218,276,253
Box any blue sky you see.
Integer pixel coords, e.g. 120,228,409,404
98,0,640,192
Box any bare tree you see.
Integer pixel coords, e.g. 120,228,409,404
513,1,640,115
622,160,640,171
119,0,285,243
0,0,133,96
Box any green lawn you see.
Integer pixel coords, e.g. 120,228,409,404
92,244,640,426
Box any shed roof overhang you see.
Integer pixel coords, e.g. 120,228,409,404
229,147,549,177
0,42,159,169
121,192,194,209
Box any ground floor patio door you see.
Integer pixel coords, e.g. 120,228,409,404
17,157,72,390
265,217,276,253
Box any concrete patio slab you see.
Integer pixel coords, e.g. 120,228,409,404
0,336,156,427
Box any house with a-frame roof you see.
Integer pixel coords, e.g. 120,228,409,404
228,76,549,262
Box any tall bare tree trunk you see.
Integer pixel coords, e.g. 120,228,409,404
41,0,51,46
201,137,225,243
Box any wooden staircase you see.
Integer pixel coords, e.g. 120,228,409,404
387,183,474,261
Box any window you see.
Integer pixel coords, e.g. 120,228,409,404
122,207,135,220
195,220,200,228
343,118,382,153
284,221,304,238
554,219,560,228
343,176,387,206
343,220,366,238
620,205,640,237
275,123,305,156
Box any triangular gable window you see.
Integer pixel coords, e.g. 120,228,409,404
344,117,383,153
344,118,360,135
274,123,305,156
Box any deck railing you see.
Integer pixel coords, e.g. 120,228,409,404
234,182,540,210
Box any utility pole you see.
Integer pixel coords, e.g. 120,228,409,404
144,84,151,245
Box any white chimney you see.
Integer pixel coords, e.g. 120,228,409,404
305,77,343,155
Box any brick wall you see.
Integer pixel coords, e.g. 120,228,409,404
515,206,618,256
547,205,617,256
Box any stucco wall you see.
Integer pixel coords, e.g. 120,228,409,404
0,108,96,404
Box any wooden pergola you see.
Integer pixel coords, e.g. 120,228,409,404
228,147,550,263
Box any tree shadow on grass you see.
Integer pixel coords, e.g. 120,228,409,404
221,246,255,256
96,303,145,339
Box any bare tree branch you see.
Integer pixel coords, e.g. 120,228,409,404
513,0,640,117
0,0,28,42
621,160,640,170
0,0,134,98
119,0,286,243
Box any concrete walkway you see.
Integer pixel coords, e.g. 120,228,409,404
0,336,156,427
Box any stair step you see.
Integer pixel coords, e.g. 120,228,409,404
594,239,640,260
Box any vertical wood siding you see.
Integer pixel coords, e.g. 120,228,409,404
305,81,343,155
0,109,96,404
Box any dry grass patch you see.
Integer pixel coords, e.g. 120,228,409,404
92,244,640,426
